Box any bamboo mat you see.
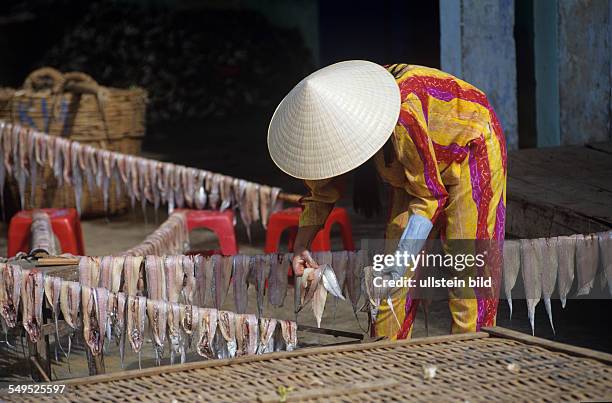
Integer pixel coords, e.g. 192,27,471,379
2,327,611,402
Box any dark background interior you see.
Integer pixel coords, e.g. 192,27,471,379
0,0,609,353
0,0,439,192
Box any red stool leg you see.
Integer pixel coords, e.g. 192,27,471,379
311,208,354,252
63,208,86,255
286,227,298,252
264,210,299,253
7,213,32,257
48,208,83,256
184,210,238,256
310,230,331,251
264,207,354,253
74,218,86,255
213,217,238,255
264,219,285,253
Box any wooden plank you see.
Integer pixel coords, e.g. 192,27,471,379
257,379,399,402
507,144,612,237
59,332,488,386
278,192,302,204
587,142,612,155
37,257,79,267
482,326,612,365
298,324,364,340
506,185,611,238
41,320,71,337
509,173,612,210
85,349,106,376
30,357,51,383
508,170,612,213
509,145,612,191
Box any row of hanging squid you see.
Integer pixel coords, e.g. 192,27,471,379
75,250,370,329
0,263,297,369
13,233,611,345
0,121,282,236
504,231,612,335
122,211,190,256
9,214,612,350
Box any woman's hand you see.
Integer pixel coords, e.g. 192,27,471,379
291,249,319,277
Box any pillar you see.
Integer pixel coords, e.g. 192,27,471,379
440,0,519,150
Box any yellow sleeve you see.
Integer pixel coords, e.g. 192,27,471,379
299,176,345,227
394,99,448,223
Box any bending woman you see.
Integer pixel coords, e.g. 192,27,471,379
267,61,507,339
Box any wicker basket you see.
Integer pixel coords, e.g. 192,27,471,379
0,67,147,217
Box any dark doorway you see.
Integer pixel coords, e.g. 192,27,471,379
515,0,537,149
319,0,440,68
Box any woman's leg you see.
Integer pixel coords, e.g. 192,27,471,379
378,189,443,339
445,132,506,332
374,188,412,339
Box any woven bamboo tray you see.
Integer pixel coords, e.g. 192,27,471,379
2,327,610,402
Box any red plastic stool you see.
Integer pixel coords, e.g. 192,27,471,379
178,209,238,256
8,208,85,256
264,207,355,253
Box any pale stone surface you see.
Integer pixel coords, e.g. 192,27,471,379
558,0,612,145
440,0,519,150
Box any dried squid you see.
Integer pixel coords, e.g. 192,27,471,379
82,286,109,356
127,295,147,368
502,240,521,318
167,302,184,364
598,231,612,296
257,317,277,354
147,299,168,362
79,256,101,288
44,276,63,359
123,256,143,296
214,255,233,310
540,237,558,333
520,239,542,335
196,308,218,359
22,270,44,343
279,320,297,352
575,233,599,296
58,280,81,363
268,253,289,307
145,255,166,300
233,255,251,314
217,310,237,358
235,313,258,356
556,235,577,308
0,264,22,328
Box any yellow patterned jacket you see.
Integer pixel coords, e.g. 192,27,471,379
298,64,507,242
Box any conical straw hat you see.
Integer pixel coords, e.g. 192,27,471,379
268,60,401,180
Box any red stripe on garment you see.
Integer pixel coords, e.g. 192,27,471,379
432,142,469,165
399,75,507,174
400,75,489,108
397,295,419,340
398,109,448,223
468,137,494,239
488,108,507,174
397,77,430,123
